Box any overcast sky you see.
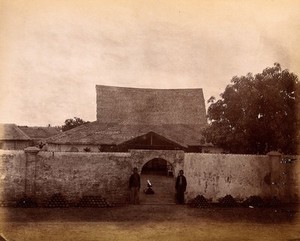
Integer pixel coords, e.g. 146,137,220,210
0,0,299,126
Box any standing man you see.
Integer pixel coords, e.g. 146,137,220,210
175,170,187,204
129,167,140,204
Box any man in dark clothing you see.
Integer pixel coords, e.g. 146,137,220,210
175,170,187,204
129,167,140,204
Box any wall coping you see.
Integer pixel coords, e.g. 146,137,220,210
129,149,185,154
24,146,40,153
38,151,131,157
184,153,268,158
0,149,25,154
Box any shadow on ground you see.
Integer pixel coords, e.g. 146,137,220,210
0,204,298,224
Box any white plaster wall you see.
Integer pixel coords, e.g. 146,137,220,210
184,153,272,202
1,149,299,204
0,150,26,201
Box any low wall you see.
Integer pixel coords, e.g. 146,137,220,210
0,149,299,205
185,153,300,202
0,150,26,203
34,151,132,203
0,149,133,205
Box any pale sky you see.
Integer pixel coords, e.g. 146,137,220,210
0,0,299,126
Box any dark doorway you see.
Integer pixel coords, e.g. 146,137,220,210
141,158,173,177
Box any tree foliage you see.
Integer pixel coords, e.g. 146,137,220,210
61,117,89,132
203,63,299,154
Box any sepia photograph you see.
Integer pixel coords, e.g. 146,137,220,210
0,0,299,240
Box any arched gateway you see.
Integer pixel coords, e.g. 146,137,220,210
141,158,174,176
140,158,175,204
129,149,184,204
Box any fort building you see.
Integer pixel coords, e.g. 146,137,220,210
47,85,222,153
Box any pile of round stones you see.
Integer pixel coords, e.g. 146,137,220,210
76,195,113,208
218,195,238,207
189,195,210,208
47,193,69,208
16,197,37,208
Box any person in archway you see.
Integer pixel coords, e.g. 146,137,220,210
129,167,140,204
175,170,187,204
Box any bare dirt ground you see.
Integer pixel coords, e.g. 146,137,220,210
0,204,299,241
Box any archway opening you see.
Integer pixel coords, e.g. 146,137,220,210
140,158,175,204
141,158,174,177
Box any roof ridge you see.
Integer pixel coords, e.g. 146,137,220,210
14,125,31,140
96,85,203,91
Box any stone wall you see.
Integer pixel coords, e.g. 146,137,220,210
0,150,26,203
0,149,299,205
184,153,300,202
34,151,132,203
0,149,133,205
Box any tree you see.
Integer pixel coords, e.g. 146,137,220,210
61,117,89,132
203,63,299,154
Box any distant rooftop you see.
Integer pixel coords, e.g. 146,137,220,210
0,123,31,141
18,126,61,139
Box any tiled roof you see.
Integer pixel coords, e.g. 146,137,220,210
18,126,61,139
0,124,31,141
46,122,207,147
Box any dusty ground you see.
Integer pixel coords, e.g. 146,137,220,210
0,204,299,241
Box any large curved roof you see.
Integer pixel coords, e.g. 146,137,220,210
96,85,207,125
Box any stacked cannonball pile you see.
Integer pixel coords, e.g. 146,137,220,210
76,195,113,208
16,197,37,208
189,195,210,208
47,193,69,208
242,195,265,208
218,195,238,207
268,196,281,207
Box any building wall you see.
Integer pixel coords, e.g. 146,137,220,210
46,143,100,152
201,146,224,154
0,140,32,150
0,149,299,205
